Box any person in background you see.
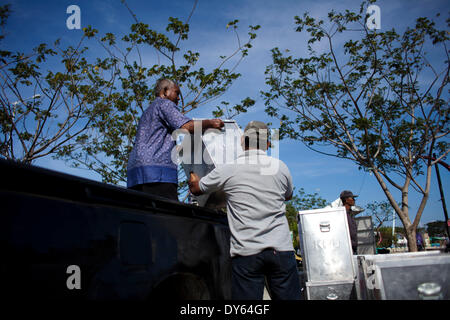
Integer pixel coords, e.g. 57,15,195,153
339,190,359,254
416,232,424,251
127,78,224,201
189,121,301,300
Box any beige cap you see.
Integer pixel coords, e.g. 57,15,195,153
244,121,269,149
244,120,268,132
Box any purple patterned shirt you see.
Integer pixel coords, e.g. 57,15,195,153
127,97,191,187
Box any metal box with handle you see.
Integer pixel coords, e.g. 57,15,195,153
298,207,356,300
357,251,450,300
180,119,243,208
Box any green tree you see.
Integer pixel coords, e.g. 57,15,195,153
365,200,395,229
0,2,259,187
377,226,394,248
262,0,449,251
286,188,327,249
0,3,10,41
1,3,115,164
426,220,447,237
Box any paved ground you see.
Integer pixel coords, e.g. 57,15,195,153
263,286,271,300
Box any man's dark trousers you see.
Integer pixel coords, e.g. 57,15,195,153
231,248,301,300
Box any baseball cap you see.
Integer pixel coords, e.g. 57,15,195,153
244,121,269,138
244,121,269,149
340,190,358,199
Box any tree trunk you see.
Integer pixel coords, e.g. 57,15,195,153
406,227,418,252
371,169,420,251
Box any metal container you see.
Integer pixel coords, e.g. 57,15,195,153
355,216,376,255
357,251,450,300
180,119,243,208
305,280,356,300
298,207,356,300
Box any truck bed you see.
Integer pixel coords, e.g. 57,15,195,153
0,159,231,300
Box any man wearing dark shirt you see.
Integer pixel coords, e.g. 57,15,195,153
340,190,358,254
127,78,223,200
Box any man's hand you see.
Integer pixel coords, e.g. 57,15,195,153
188,172,203,196
207,119,224,130
181,119,224,134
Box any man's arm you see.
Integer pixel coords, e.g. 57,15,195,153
189,167,225,197
188,172,203,196
284,163,294,201
181,119,224,134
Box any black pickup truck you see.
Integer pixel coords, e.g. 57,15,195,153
0,159,231,300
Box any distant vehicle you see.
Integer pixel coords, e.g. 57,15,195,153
430,236,446,248
396,234,408,247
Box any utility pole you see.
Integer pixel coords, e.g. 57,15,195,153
392,210,395,248
433,154,449,251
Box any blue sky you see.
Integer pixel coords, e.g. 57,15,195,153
3,0,449,226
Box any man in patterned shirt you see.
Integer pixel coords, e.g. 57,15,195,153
127,78,224,200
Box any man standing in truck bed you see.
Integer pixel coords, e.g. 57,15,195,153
188,121,301,300
127,78,223,201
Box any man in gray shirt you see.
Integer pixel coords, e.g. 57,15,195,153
189,121,301,300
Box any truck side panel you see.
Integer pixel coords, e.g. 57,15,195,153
0,159,231,300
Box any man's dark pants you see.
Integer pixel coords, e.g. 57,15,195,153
231,249,301,300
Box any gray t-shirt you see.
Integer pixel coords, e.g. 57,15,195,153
199,149,294,257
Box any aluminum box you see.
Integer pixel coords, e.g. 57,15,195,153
298,207,356,300
305,280,356,300
355,216,376,255
180,119,243,208
357,251,450,300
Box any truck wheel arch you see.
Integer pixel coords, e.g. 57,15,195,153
148,272,211,300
